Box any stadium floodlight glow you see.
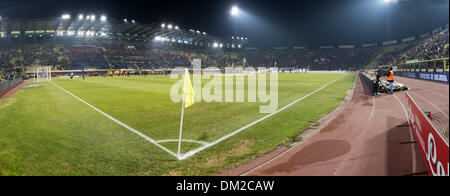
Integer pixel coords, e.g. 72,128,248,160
124,19,128,23
168,24,173,29
62,14,71,20
219,43,223,48
231,6,239,16
202,32,207,35
78,14,84,20
175,26,179,30
238,44,242,48
161,23,166,28
383,0,398,3
100,15,107,22
213,42,219,48
90,15,96,21
132,20,136,23
196,30,200,34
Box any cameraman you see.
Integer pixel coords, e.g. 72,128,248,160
387,67,394,94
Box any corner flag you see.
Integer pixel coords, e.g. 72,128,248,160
178,68,194,159
183,68,195,108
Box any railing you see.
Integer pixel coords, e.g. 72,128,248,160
0,78,23,95
396,58,449,73
395,58,449,83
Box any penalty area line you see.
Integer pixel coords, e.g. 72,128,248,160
181,74,349,160
51,81,181,160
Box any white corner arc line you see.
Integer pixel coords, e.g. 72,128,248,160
180,74,348,160
51,82,180,159
156,139,210,146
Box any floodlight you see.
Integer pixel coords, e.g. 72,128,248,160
231,6,239,16
202,32,207,35
168,24,173,29
175,26,179,30
90,15,95,21
132,20,136,23
162,23,166,28
100,15,107,22
62,14,71,20
213,42,219,48
78,14,84,20
124,19,128,23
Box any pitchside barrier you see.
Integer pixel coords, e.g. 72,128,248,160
406,92,449,176
359,72,374,95
395,72,449,83
0,78,23,96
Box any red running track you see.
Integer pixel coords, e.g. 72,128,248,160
226,74,445,176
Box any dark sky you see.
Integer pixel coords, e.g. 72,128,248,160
0,0,449,47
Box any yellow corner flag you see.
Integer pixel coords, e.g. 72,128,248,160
183,68,195,108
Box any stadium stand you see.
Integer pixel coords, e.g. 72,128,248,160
0,17,448,77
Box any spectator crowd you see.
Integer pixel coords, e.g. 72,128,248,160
0,29,448,76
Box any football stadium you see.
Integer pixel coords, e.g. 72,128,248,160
0,0,448,179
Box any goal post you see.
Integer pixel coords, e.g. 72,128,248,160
36,66,52,82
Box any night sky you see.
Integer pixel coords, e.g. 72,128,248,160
0,0,449,47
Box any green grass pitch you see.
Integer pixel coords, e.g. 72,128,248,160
0,73,355,176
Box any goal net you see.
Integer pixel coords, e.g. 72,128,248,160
35,66,52,82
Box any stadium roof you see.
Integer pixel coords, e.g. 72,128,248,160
0,16,247,47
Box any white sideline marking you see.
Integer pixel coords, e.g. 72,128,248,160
180,74,348,160
51,82,180,159
393,94,417,174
